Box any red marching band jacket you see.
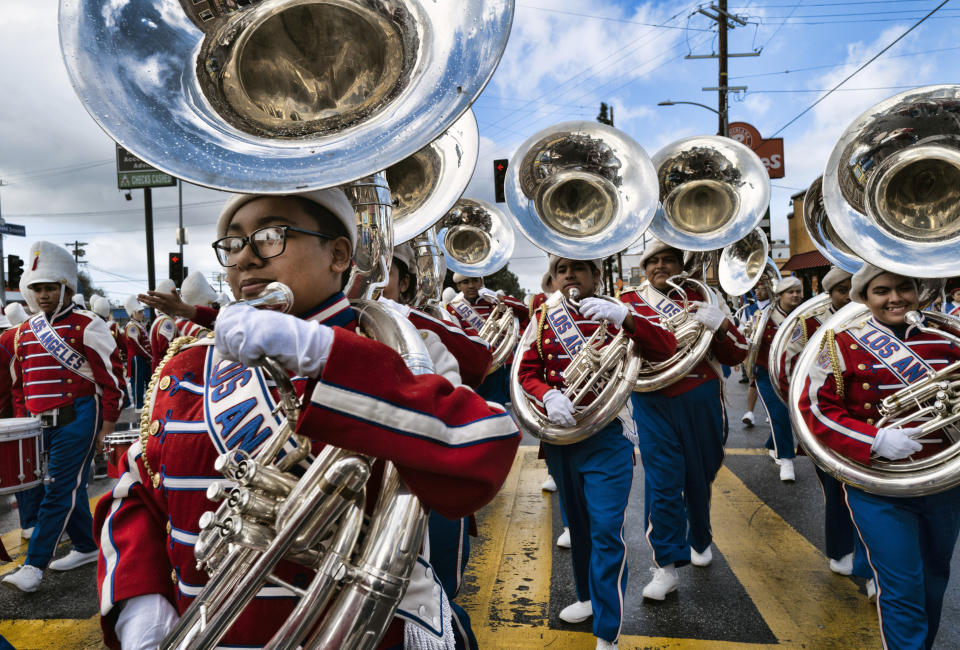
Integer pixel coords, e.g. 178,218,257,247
123,319,151,375
776,305,837,398
10,306,125,421
799,314,960,466
0,327,17,417
619,283,748,397
406,308,493,389
516,293,677,408
149,313,178,372
93,293,520,648
445,293,530,364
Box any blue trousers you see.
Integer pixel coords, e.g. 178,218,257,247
755,367,795,459
427,511,477,650
15,485,42,530
477,363,510,407
631,380,727,567
25,396,100,569
845,484,960,650
813,466,855,561
130,355,150,409
544,422,633,642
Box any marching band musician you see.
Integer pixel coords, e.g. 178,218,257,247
517,255,677,650
798,264,960,650
91,295,130,409
754,276,804,481
1,242,125,593
1,303,40,540
618,239,748,599
445,273,530,405
379,243,494,650
92,191,520,649
123,296,151,410
776,267,856,575
741,282,770,423
147,279,179,372
530,270,554,317
138,272,220,337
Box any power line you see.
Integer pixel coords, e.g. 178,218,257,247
733,0,937,6
4,200,223,219
769,0,950,138
730,45,960,78
517,4,715,30
757,15,958,24
762,8,960,17
749,84,924,93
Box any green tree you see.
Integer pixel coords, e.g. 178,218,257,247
77,269,106,301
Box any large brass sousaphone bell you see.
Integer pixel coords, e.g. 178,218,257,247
59,0,513,193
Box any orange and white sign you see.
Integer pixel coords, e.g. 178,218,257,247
729,122,784,179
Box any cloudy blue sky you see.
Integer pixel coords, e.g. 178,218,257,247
0,0,957,302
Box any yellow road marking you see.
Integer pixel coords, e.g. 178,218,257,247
725,447,775,456
0,617,102,650
2,493,103,575
463,451,880,649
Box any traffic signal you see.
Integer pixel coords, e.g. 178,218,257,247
7,254,23,289
493,159,508,203
168,252,184,287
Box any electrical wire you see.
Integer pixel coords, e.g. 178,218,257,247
731,45,960,78
517,4,714,30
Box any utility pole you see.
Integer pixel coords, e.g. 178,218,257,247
688,3,758,136
64,240,89,265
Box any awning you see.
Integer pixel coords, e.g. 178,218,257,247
781,250,830,271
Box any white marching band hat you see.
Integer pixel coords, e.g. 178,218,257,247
217,189,358,249
90,295,112,318
638,238,683,271
821,267,852,294
125,294,144,316
20,241,78,313
775,276,802,295
181,272,218,307
4,302,28,326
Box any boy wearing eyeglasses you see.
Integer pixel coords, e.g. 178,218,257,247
92,190,520,649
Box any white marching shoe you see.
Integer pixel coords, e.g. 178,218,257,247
1,565,43,593
596,638,618,650
779,459,796,482
741,411,755,427
768,449,781,465
556,527,571,549
829,552,854,576
542,475,557,492
690,546,713,567
642,565,678,600
559,600,593,623
866,578,877,602
49,549,99,572
20,527,34,540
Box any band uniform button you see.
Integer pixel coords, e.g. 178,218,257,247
159,376,171,391
67,379,73,384
166,521,172,534
857,364,867,370
418,605,427,617
547,354,554,360
867,419,875,426
171,569,177,585
864,403,872,410
150,421,161,436
862,382,870,390
549,370,557,376
850,344,859,350
544,338,551,344
67,393,73,398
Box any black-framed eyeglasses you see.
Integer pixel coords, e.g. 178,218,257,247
212,225,335,267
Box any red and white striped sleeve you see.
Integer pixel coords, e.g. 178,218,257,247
82,316,126,422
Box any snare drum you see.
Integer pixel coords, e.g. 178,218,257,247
0,418,44,495
104,430,140,479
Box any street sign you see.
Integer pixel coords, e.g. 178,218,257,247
0,223,26,237
728,122,785,179
116,144,177,189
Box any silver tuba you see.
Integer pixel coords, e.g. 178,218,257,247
743,257,783,380
767,292,834,404
505,122,658,442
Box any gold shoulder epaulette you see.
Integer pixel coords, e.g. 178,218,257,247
817,328,845,400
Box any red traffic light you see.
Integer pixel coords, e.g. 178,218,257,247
170,255,180,263
495,163,505,171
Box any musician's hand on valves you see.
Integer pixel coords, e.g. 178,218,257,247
215,304,334,377
579,297,629,328
377,296,412,318
692,302,727,333
871,426,924,460
544,389,577,427
478,287,501,303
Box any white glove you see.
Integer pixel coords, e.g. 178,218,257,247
115,594,179,650
421,330,462,386
692,302,727,333
871,426,923,460
377,295,412,318
215,304,334,378
543,388,576,427
478,287,500,303
579,297,629,328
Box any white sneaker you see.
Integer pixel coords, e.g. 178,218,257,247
1,565,43,593
829,552,854,576
690,546,713,567
779,459,795,482
596,639,618,650
741,411,755,427
768,449,781,465
642,565,678,600
48,549,98,572
20,527,34,540
559,599,593,623
542,475,557,492
556,527,571,549
866,578,877,602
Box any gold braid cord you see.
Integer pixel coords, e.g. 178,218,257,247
536,303,548,361
800,316,810,345
818,328,845,400
139,334,202,488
